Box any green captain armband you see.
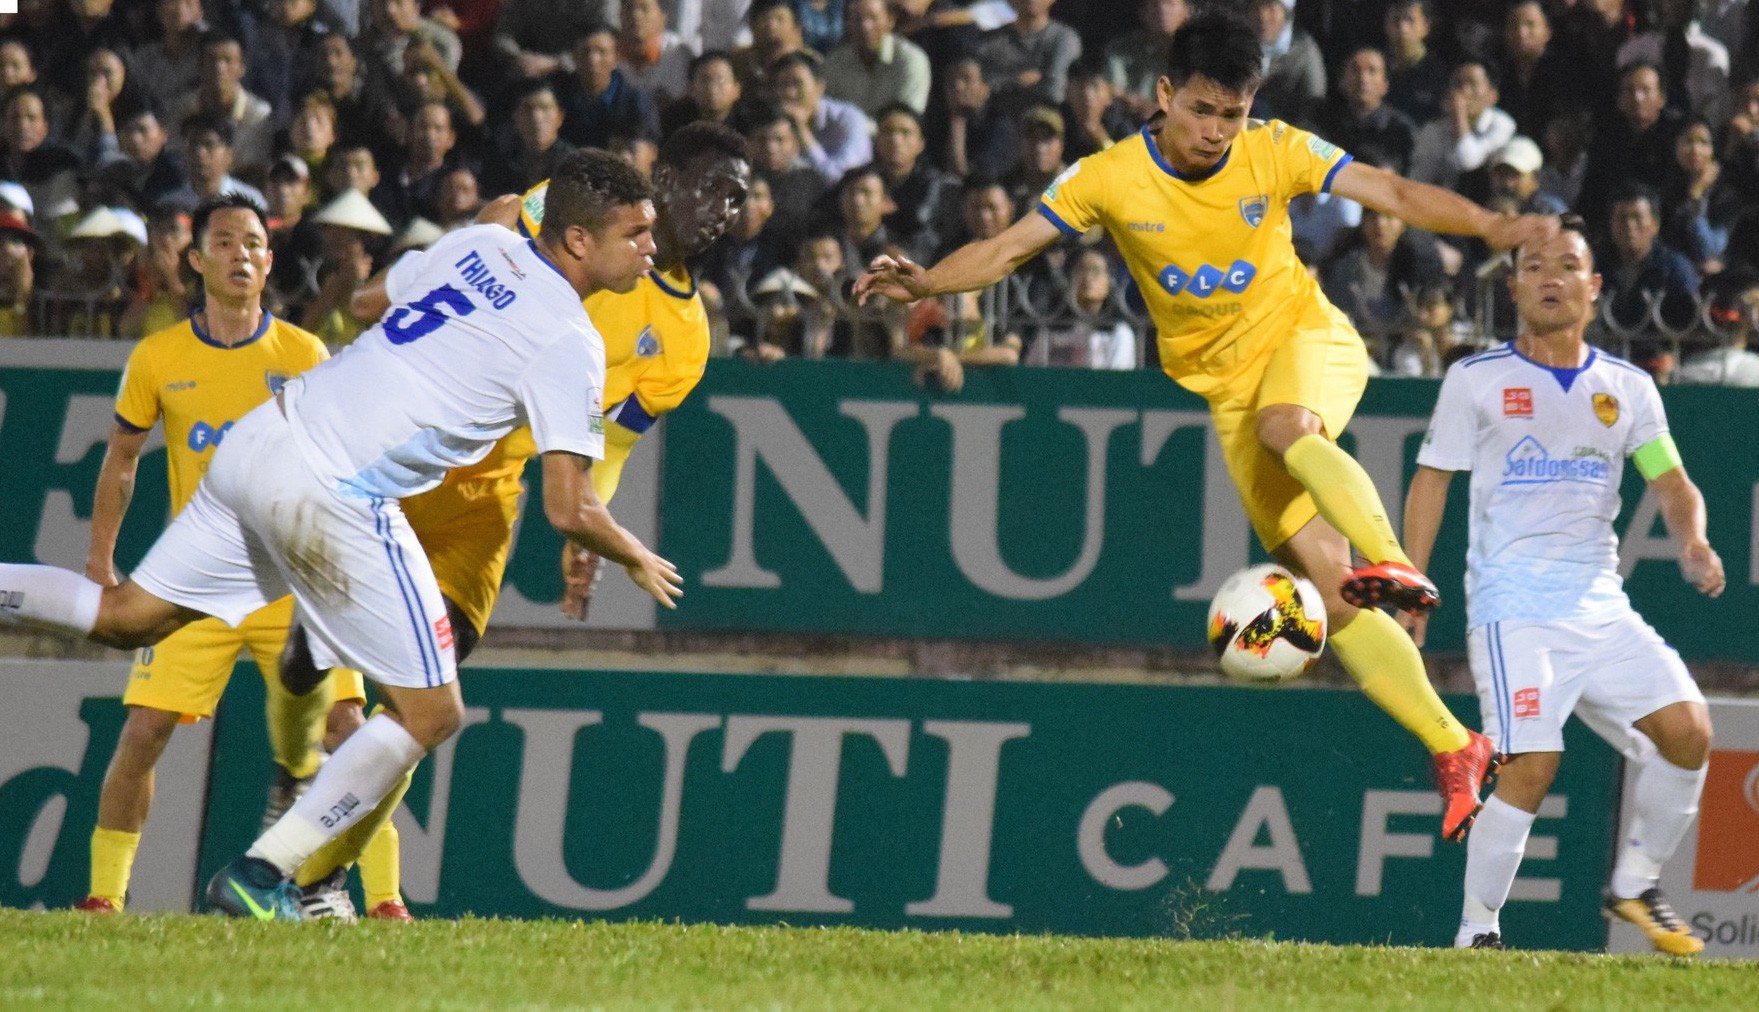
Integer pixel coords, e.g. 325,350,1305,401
1632,433,1682,480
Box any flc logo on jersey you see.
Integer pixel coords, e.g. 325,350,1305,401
264,371,289,396
1238,195,1267,228
1158,260,1257,299
1692,749,1759,892
188,420,233,451
635,326,661,357
1593,393,1619,427
1503,387,1533,417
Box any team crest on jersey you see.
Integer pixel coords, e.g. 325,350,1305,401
1238,195,1267,228
264,372,289,396
1042,162,1080,202
635,326,660,357
1592,393,1619,427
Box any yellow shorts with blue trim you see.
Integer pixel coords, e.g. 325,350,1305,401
1206,298,1369,551
401,476,523,636
123,596,367,716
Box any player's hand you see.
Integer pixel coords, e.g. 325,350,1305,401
1680,539,1725,598
1396,608,1430,648
559,545,603,622
913,346,964,393
625,550,683,609
85,558,119,588
854,254,931,305
1483,213,1559,252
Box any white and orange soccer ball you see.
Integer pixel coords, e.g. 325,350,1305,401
1206,564,1328,683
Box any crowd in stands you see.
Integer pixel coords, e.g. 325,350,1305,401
3,0,1759,384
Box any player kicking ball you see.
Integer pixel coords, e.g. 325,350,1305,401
0,150,680,920
856,12,1555,841
1404,215,1723,955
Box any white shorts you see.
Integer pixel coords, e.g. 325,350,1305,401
131,403,457,689
1467,612,1704,757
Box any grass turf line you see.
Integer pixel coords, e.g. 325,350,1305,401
1,909,1748,1010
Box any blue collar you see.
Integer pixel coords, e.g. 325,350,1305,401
1510,340,1597,392
648,265,697,299
1141,124,1230,182
190,309,271,349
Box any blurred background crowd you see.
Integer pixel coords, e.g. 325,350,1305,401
3,0,1759,384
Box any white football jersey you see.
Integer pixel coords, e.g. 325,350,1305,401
1417,343,1670,629
284,224,606,498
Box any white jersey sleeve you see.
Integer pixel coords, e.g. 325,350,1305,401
518,331,607,460
384,248,428,304
1417,362,1478,472
1624,372,1669,456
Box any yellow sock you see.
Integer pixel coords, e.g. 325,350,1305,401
1283,434,1412,566
264,670,333,779
294,768,413,889
358,819,403,910
89,827,141,907
1329,608,1469,753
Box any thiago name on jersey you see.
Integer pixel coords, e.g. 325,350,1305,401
455,250,519,310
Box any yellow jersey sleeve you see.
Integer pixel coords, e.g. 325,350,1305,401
114,341,161,433
1264,121,1353,199
1037,152,1108,236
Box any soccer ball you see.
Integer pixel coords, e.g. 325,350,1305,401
1206,564,1328,683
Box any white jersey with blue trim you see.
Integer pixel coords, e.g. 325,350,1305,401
284,223,606,498
1417,343,1670,629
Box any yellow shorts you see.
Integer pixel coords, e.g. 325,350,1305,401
1207,300,1369,551
123,597,366,717
401,476,522,635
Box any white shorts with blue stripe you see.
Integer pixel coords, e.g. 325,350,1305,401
1466,611,1703,758
131,402,457,690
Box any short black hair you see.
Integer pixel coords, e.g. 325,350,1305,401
659,120,748,171
192,192,268,245
1,85,45,115
571,20,617,46
1620,59,1665,90
835,164,885,197
873,101,923,130
543,148,654,234
770,49,824,81
182,111,235,146
1608,182,1661,218
1166,12,1263,92
200,30,245,56
689,49,735,78
749,0,795,24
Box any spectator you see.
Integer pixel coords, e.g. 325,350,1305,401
69,48,138,169
699,173,787,324
871,103,955,262
1497,0,1567,140
661,50,753,135
1723,78,1759,200
824,0,931,118
927,55,1022,179
0,40,38,92
1027,247,1137,369
118,205,193,339
619,0,694,108
554,24,663,152
1408,61,1514,195
322,141,402,224
434,165,483,230
248,0,336,116
1251,0,1325,129
1676,272,1759,385
1,88,82,225
1104,0,1187,121
42,0,132,103
1320,207,1449,340
1704,0,1749,77
1579,62,1686,226
607,132,660,178
1601,183,1701,331
265,154,323,311
1662,117,1741,275
744,102,826,246
285,92,339,197
315,34,392,147
47,206,143,337
794,0,846,54
0,209,43,337
94,107,187,210
1486,136,1568,215
397,102,461,221
1383,0,1451,124
832,164,894,269
1551,0,1630,120
1314,46,1417,175
128,0,209,127
1001,105,1064,215
734,0,807,89
769,49,872,185
301,188,392,345
369,0,463,82
1061,58,1137,162
493,0,618,80
1384,282,1475,377
166,114,268,210
665,0,754,54
973,0,1081,109
1290,188,1364,264
1538,105,1593,209
172,33,276,176
486,81,575,197
1618,0,1729,123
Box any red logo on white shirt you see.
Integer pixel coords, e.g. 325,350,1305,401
1503,388,1533,417
434,614,455,652
1513,687,1540,719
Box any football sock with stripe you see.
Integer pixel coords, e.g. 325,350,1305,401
1611,755,1706,899
88,827,141,908
251,714,425,877
1282,435,1412,566
265,672,333,781
1456,795,1535,946
1328,607,1470,753
0,564,102,636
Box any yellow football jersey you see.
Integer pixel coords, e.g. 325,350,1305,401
587,264,711,431
114,313,329,513
1038,120,1352,400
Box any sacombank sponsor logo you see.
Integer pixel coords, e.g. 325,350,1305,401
1691,749,1759,893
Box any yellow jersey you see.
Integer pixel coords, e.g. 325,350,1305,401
1038,119,1352,399
114,313,329,513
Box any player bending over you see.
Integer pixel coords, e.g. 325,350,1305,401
1404,216,1722,954
855,12,1558,841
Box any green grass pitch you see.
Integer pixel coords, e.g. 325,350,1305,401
1,909,1749,1010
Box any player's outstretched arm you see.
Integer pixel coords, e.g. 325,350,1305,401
1399,465,1455,646
86,425,150,587
1329,160,1558,250
854,211,1062,305
1649,465,1725,597
475,194,522,230
540,450,682,608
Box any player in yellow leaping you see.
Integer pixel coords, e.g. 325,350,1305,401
856,12,1559,843
275,122,752,915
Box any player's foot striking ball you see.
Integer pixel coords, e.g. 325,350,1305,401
1433,730,1504,842
206,857,302,921
1340,560,1441,613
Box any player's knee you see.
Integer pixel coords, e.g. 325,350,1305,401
1494,752,1560,810
1254,405,1322,458
1662,712,1713,769
90,587,186,650
399,698,464,750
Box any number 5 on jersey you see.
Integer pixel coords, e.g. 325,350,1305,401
385,284,477,344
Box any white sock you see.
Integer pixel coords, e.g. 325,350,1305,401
1456,795,1535,946
0,564,102,636
248,714,426,875
1610,756,1706,899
